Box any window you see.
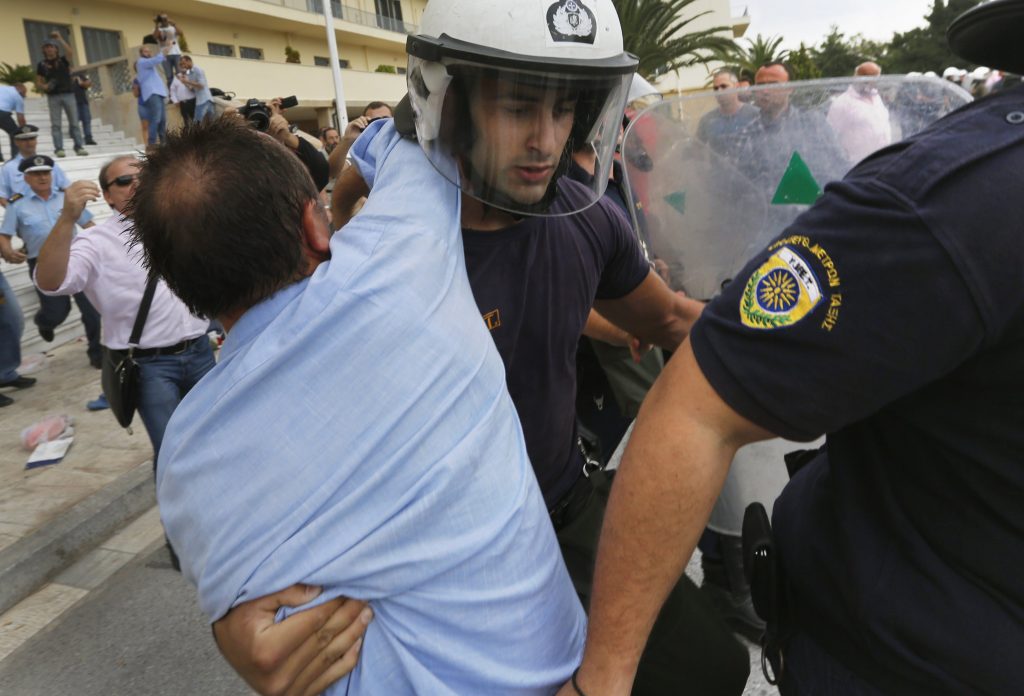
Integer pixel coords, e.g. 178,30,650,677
375,0,405,32
307,0,343,18
240,46,264,61
23,20,72,63
314,56,350,68
81,27,122,63
208,42,234,57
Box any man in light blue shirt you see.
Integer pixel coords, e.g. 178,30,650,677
130,117,585,694
0,125,71,206
0,83,27,162
177,55,214,123
0,155,101,365
135,45,169,145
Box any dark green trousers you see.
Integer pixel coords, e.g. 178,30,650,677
555,470,751,696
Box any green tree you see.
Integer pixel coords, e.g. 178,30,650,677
788,43,821,81
884,0,983,73
612,0,735,79
0,63,35,86
713,33,788,78
812,26,861,77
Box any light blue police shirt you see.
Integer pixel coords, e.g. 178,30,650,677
0,155,71,199
0,86,24,114
157,119,586,695
0,189,92,258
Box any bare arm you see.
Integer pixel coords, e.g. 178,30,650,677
583,309,631,347
328,118,369,181
52,33,75,67
35,181,99,291
559,341,775,694
593,271,705,352
212,584,371,696
329,167,370,231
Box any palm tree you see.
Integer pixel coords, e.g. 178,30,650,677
612,0,736,80
714,33,789,78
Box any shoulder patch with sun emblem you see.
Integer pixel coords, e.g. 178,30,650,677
740,246,822,330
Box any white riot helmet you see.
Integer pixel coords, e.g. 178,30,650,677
402,0,638,216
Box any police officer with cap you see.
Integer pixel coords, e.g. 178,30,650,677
0,154,102,368
560,1,1024,695
0,124,71,207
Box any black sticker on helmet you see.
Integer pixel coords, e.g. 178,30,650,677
547,0,597,45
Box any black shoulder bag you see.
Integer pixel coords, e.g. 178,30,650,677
101,276,159,430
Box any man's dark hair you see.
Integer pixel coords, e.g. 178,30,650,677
127,117,319,319
759,62,794,80
362,101,392,117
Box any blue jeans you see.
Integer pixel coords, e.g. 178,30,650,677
779,631,888,696
0,270,23,382
26,257,101,364
76,99,93,141
142,93,167,145
163,54,180,85
134,336,215,466
194,99,214,124
47,92,83,152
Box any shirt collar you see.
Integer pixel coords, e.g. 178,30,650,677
220,278,310,362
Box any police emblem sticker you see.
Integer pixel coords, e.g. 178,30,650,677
740,246,823,330
546,0,597,45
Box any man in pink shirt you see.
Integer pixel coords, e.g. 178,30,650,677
826,62,893,165
34,155,214,466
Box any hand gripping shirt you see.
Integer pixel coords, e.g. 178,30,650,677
690,85,1024,695
157,119,585,695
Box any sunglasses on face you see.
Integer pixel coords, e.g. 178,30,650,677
106,174,137,188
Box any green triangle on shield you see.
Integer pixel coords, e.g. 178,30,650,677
663,191,687,216
771,152,822,205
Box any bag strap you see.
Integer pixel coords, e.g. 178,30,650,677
128,276,160,349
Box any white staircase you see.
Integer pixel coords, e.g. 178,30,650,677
1,97,143,359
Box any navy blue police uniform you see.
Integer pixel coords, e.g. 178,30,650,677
690,84,1024,695
462,175,751,696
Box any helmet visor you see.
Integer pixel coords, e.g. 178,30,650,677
408,55,633,216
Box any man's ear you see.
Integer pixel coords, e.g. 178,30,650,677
300,198,331,263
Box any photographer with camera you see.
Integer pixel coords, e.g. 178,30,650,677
176,55,213,123
230,96,328,192
326,101,393,182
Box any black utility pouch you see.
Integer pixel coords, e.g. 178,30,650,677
742,502,793,685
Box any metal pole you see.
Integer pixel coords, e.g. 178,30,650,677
321,0,348,130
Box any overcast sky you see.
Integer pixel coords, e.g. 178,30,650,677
735,0,937,48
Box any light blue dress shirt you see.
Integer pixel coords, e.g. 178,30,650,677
158,120,586,694
136,53,168,101
187,65,212,104
0,189,92,258
0,85,24,114
0,155,71,199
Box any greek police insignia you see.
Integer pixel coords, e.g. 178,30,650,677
547,0,597,44
740,246,822,330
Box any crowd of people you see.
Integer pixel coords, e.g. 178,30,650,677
1,0,1023,694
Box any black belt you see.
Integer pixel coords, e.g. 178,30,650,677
129,336,201,358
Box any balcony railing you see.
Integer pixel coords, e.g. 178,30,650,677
251,0,418,34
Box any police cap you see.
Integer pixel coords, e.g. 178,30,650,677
18,155,54,174
14,124,39,140
948,0,1024,75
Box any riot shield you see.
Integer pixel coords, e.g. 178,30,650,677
621,75,971,300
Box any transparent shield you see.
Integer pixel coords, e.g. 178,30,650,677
408,56,633,217
621,75,972,300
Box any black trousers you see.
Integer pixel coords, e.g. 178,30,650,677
555,470,751,695
0,110,18,162
178,98,195,125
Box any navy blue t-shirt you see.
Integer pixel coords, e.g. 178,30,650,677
691,86,1024,694
463,177,650,507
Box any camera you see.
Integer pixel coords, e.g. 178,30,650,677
238,96,298,132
